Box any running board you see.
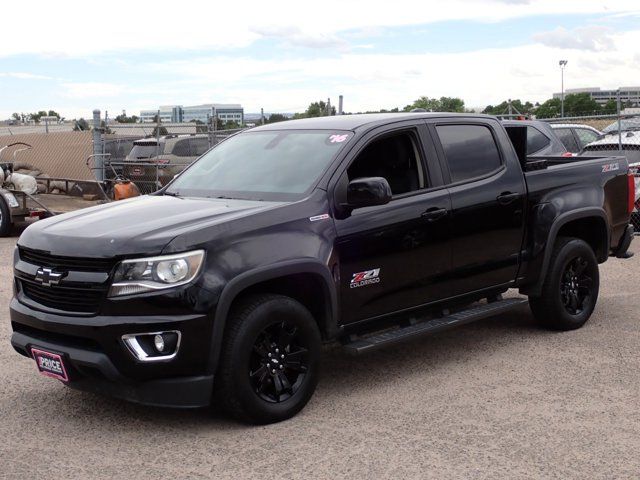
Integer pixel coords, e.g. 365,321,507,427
344,297,529,355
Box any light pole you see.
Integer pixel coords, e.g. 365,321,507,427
559,60,568,117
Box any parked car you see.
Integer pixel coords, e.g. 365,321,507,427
10,113,634,424
124,134,211,192
581,129,640,228
550,123,602,153
501,119,568,156
602,117,640,134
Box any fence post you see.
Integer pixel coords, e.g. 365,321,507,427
617,89,622,151
92,109,104,181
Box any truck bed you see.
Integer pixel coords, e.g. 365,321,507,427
33,194,104,214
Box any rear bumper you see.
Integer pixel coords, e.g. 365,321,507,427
614,223,634,258
11,331,213,408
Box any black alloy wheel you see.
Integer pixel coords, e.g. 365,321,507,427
560,256,594,315
249,320,310,403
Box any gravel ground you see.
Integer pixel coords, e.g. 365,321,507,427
1,235,639,479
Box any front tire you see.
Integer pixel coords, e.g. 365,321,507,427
529,237,600,331
215,294,321,424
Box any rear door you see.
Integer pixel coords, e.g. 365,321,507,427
333,122,452,324
429,119,526,295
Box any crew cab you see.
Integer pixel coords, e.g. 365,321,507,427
9,113,634,424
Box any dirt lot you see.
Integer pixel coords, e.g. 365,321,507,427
1,236,639,479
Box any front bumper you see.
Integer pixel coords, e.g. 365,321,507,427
10,297,215,408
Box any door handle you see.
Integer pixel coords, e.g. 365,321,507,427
496,192,521,205
421,207,447,222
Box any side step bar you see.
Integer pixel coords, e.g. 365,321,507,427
344,297,529,355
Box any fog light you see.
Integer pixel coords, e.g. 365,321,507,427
122,331,181,362
154,334,165,352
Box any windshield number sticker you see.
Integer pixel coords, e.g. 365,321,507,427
602,163,619,173
329,134,349,143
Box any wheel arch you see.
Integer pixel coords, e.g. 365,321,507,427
206,260,338,375
521,207,609,296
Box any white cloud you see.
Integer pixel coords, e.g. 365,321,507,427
0,0,638,57
60,82,124,99
532,26,615,51
0,72,52,80
250,26,347,49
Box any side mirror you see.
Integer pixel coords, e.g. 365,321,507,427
346,177,392,209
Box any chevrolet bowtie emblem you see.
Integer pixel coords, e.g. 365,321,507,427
34,267,65,287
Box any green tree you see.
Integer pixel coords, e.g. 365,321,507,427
115,114,139,123
11,113,20,122
534,98,562,119
403,96,466,113
265,113,288,124
563,93,601,116
152,126,168,136
294,100,336,119
482,99,535,116
73,118,89,131
602,99,617,115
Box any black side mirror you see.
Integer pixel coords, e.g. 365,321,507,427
346,177,392,209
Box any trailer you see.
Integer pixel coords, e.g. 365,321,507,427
0,143,105,236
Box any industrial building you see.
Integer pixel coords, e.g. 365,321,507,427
552,87,640,107
140,104,244,124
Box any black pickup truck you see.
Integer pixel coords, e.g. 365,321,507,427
10,113,634,424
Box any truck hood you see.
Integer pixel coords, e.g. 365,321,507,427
18,195,280,257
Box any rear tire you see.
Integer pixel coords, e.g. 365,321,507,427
529,237,599,331
214,294,321,424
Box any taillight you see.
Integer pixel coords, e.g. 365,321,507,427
561,152,574,157
628,173,636,214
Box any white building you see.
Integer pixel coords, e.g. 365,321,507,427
140,104,243,124
552,87,640,107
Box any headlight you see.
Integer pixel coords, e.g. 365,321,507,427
109,250,205,297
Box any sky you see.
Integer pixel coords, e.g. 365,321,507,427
1,0,639,119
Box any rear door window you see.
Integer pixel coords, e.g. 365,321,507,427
575,128,600,149
526,127,550,154
554,128,579,152
436,124,502,183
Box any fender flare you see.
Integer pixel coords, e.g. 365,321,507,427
206,259,338,374
523,207,609,296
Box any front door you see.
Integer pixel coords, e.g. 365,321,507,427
333,126,452,324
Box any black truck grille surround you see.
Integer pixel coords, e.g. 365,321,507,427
18,247,116,314
19,247,116,273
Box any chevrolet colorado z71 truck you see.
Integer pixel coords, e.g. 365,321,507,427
10,113,634,424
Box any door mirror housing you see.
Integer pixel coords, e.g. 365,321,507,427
346,177,392,209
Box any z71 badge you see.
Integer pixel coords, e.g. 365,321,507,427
602,163,619,173
350,268,380,288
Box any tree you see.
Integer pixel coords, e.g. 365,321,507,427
534,98,562,119
11,113,20,122
602,99,617,115
563,93,601,116
482,99,535,116
152,126,168,137
115,114,139,123
73,118,89,131
403,96,466,113
294,100,336,119
265,113,288,124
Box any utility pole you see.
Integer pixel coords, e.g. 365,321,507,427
338,95,343,115
559,60,568,117
261,108,264,125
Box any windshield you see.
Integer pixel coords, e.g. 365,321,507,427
127,143,164,160
166,129,352,200
603,118,640,134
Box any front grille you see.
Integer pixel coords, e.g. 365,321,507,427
19,247,116,273
20,280,106,314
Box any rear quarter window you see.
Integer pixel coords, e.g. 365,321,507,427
527,127,550,154
436,124,502,183
554,128,579,152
